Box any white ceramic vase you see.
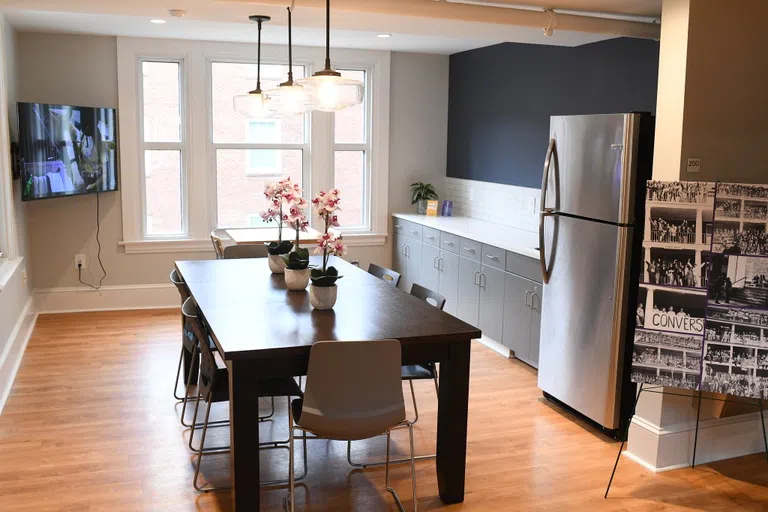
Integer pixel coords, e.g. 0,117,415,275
285,268,310,291
268,254,287,274
309,284,337,310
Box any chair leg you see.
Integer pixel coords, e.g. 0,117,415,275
408,423,418,512
179,345,199,427
287,406,296,512
173,346,187,401
409,380,420,426
193,395,231,492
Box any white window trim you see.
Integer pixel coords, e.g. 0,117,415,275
117,37,390,254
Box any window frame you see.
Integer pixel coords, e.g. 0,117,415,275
206,57,311,230
117,37,390,254
138,58,189,239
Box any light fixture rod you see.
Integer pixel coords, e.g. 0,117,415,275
287,6,294,84
324,0,331,70
257,18,263,91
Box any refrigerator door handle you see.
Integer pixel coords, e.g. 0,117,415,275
539,137,557,284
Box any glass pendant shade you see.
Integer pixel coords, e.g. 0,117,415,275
263,84,309,118
233,90,270,118
298,73,364,112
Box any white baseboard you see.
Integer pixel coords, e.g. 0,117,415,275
627,409,768,471
34,283,178,314
477,335,511,358
0,297,37,414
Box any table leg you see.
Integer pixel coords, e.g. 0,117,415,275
436,339,471,503
229,360,262,511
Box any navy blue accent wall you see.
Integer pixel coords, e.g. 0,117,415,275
447,37,660,188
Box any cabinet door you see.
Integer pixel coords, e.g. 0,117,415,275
457,256,481,327
502,273,533,361
478,265,506,344
393,233,407,282
419,243,440,292
439,250,460,317
528,283,543,369
404,238,422,294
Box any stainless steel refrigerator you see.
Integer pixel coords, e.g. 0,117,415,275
537,113,654,434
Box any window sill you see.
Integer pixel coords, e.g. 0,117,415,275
119,233,388,254
0,257,24,293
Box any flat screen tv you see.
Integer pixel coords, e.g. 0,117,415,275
17,102,118,201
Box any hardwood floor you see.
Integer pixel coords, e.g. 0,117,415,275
1,309,767,511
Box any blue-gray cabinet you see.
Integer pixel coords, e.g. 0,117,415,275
503,274,543,368
392,215,543,368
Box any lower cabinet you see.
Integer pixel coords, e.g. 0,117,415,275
393,232,421,292
438,251,460,316
478,265,505,343
502,273,543,368
457,256,482,327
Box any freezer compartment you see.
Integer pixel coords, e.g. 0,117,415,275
544,114,640,225
537,213,633,429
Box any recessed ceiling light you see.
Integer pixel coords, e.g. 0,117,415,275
376,33,391,39
150,19,167,24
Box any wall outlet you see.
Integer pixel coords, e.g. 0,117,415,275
75,254,86,270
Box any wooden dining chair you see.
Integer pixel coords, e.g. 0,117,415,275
222,243,268,259
347,283,445,470
287,340,417,512
181,297,307,491
210,230,228,259
368,263,401,287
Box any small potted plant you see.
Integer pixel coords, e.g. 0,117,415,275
309,189,346,310
282,198,312,290
260,178,299,273
411,182,438,214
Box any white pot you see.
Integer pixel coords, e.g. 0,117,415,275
285,268,310,291
268,254,287,274
310,284,338,310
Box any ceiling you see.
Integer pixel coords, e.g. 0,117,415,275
1,0,662,54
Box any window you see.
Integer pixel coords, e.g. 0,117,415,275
117,38,390,253
140,61,184,236
211,62,308,229
333,69,369,230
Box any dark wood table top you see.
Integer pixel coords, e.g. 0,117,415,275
175,256,481,360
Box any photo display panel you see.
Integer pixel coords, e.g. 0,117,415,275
631,181,768,399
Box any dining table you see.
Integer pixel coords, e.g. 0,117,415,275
174,255,481,511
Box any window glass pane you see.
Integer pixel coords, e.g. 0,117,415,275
334,69,366,144
211,62,305,144
142,61,181,143
216,149,303,228
334,151,365,228
145,150,182,235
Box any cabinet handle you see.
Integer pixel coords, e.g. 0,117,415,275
479,272,486,289
405,245,410,257
463,247,476,253
486,254,500,262
437,257,444,271
433,256,438,269
402,244,407,256
426,235,436,240
525,290,532,307
444,241,455,246
531,292,540,311
412,230,419,236
473,270,480,285
394,224,402,228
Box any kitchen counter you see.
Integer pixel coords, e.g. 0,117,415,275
392,213,540,259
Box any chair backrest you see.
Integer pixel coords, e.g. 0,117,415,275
223,244,268,259
299,340,406,440
210,232,225,259
169,269,189,303
181,297,217,398
410,283,446,310
368,263,401,287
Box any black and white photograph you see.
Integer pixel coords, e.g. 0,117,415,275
707,254,768,308
631,329,703,390
712,182,768,255
636,285,707,335
646,181,714,205
641,181,714,290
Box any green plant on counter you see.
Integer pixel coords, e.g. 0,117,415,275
410,182,438,204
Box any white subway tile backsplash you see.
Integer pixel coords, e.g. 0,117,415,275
444,177,540,233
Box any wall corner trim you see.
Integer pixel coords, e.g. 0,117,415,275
0,297,37,414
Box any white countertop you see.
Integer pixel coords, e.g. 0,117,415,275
393,213,540,259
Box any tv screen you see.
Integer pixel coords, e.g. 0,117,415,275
18,102,118,201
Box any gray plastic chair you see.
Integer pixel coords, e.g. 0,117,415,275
368,263,402,287
222,243,268,259
287,340,417,512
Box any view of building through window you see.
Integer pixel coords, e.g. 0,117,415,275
141,61,369,234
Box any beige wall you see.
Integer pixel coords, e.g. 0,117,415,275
14,32,450,287
653,0,768,183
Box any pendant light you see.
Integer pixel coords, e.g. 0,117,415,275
263,5,310,118
233,15,272,118
298,0,364,112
